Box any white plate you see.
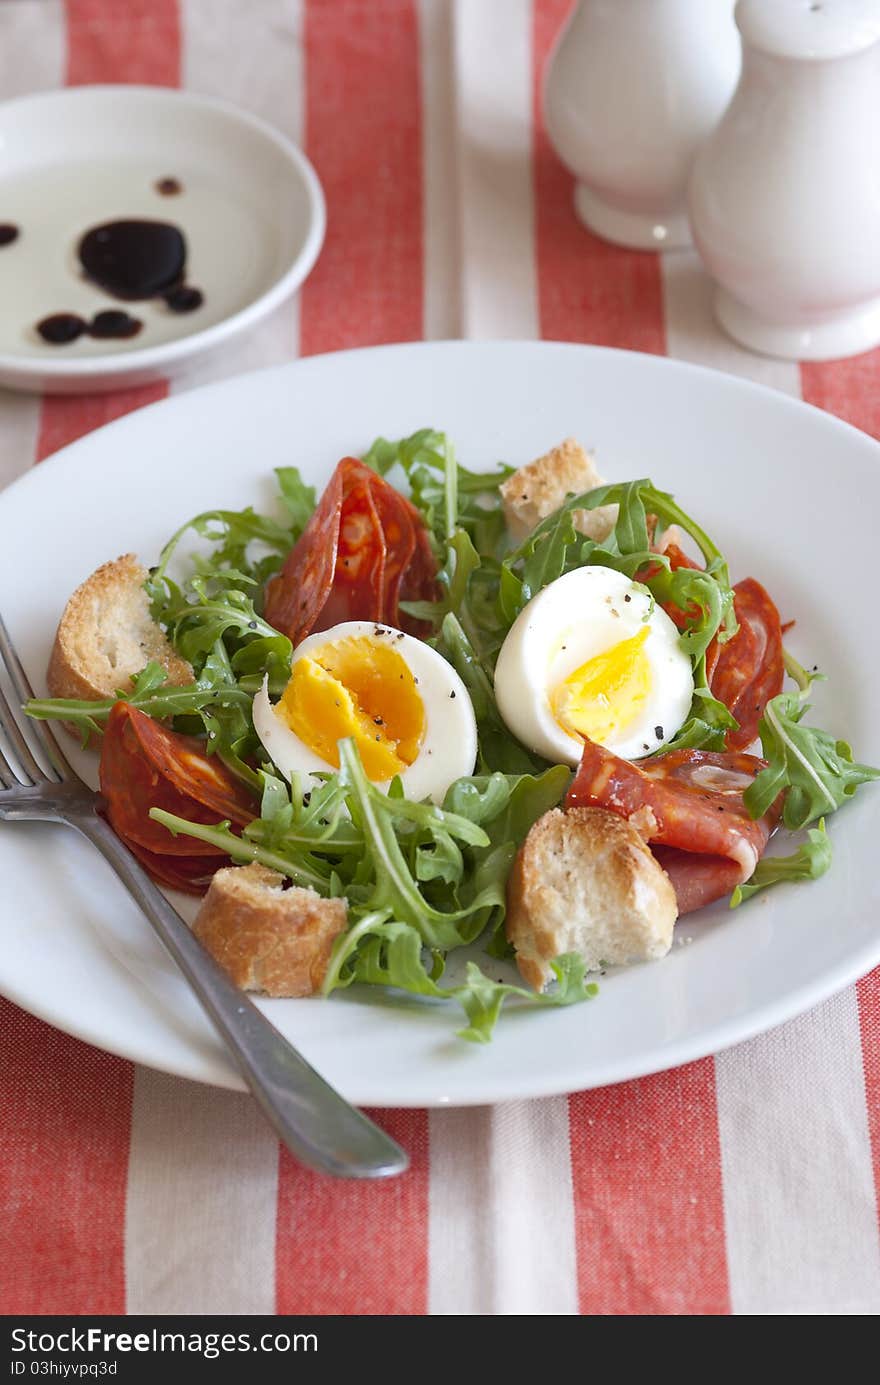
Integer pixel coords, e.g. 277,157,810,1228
0,87,325,394
1,341,878,1106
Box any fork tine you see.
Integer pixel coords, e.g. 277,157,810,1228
0,734,16,789
0,609,70,782
0,675,41,784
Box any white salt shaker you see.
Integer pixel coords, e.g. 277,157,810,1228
689,0,880,360
543,0,740,250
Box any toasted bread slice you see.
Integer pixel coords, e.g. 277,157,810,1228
499,438,618,544
47,553,193,707
505,807,677,990
193,862,348,997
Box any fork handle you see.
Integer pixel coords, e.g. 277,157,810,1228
75,812,408,1179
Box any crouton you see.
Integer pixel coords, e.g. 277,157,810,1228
499,438,618,544
505,807,677,990
193,862,348,997
47,554,193,709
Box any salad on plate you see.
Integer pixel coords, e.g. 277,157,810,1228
26,430,878,1041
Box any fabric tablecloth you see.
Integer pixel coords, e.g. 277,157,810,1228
2,0,879,1317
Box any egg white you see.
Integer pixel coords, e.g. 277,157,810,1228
493,566,694,764
253,620,478,804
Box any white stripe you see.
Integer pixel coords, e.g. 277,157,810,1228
0,0,65,487
173,0,303,388
429,1101,579,1315
419,0,459,340
182,0,303,135
716,991,880,1315
662,250,800,396
454,0,538,339
0,0,65,99
125,1069,279,1315
0,394,43,490
662,249,880,1314
123,0,308,1317
429,2,576,1319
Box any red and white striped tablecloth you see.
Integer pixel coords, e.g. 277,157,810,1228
2,0,879,1317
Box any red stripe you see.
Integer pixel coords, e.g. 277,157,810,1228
800,361,880,1229
569,1062,730,1315
65,0,181,87
532,0,665,353
0,0,183,1315
275,1109,429,1314
0,1000,132,1313
533,0,726,1314
857,969,880,1230
299,0,423,355
36,384,169,462
275,1,428,1314
800,351,880,440
35,1,182,463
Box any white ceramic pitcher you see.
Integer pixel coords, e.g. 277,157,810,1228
689,0,880,360
543,0,740,250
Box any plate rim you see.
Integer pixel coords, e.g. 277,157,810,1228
7,334,879,478
0,84,327,384
3,338,880,1105
1,898,880,1107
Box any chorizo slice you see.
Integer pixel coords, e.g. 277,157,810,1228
650,847,744,915
123,839,228,895
316,463,386,629
566,741,779,913
263,462,344,648
398,514,441,635
641,542,784,749
706,577,784,750
368,477,417,623
99,702,255,857
262,456,439,643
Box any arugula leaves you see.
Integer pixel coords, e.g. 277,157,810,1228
746,691,880,830
151,741,585,1041
438,614,551,774
365,429,511,662
385,435,878,915
376,437,741,759
150,583,292,684
362,427,513,557
275,466,318,534
745,657,880,830
28,424,880,1028
327,751,593,1043
362,429,536,770
731,821,832,906
389,440,879,851
498,478,734,622
24,657,258,770
729,653,875,902
454,956,597,1044
26,468,315,785
148,467,314,589
323,916,594,1044
495,479,739,753
130,524,576,1041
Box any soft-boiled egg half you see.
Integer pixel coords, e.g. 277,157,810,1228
494,566,694,764
253,620,478,803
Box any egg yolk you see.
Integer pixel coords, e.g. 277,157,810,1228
551,627,651,745
278,635,426,780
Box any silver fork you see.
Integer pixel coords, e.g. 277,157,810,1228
0,611,408,1180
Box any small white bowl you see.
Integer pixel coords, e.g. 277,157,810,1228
0,86,325,394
